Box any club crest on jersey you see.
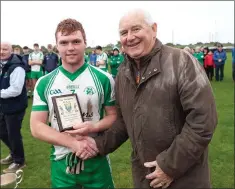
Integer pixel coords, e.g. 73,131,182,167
83,86,96,95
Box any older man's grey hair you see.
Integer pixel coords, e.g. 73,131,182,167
1,41,12,51
121,9,154,26
183,46,192,54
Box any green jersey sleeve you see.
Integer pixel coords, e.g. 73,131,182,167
103,74,115,106
39,52,44,60
32,77,49,111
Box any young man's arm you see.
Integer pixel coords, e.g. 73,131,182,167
30,77,98,156
66,72,117,135
65,106,117,136
29,52,44,65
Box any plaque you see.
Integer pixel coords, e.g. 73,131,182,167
52,94,84,132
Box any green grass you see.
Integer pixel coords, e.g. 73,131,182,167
1,53,234,188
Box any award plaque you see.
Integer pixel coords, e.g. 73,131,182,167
52,94,84,132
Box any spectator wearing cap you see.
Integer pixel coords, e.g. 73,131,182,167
109,47,124,79
193,46,204,66
95,46,108,72
42,44,59,74
213,43,227,81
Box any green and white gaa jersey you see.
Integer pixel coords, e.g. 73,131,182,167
97,52,108,69
29,51,44,72
32,63,115,160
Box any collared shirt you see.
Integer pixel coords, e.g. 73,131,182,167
0,66,25,99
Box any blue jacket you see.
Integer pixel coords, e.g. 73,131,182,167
232,48,235,64
43,52,59,72
22,54,31,72
213,50,227,66
89,54,97,66
0,54,28,114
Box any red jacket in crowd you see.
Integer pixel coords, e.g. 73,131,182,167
204,53,215,68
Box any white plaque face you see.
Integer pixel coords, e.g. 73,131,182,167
52,94,83,132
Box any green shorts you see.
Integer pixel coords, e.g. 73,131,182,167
31,71,43,79
26,72,31,79
51,155,114,188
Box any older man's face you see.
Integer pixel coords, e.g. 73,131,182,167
0,43,12,60
119,13,157,59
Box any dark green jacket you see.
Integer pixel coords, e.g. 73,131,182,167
109,54,124,77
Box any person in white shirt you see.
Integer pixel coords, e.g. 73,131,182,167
95,46,108,72
0,42,27,173
28,43,44,93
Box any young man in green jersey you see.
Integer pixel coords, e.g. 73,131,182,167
95,46,108,72
30,18,116,188
28,43,44,94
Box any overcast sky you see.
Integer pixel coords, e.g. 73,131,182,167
1,1,234,48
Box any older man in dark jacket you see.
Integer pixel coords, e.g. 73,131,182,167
70,9,218,188
0,42,27,173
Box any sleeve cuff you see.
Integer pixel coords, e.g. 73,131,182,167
32,105,48,111
104,100,115,106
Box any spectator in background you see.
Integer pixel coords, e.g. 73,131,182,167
0,42,27,173
193,46,204,66
89,50,97,66
200,46,204,53
203,47,209,69
204,50,215,81
95,45,108,72
109,46,124,79
183,46,192,54
13,47,21,55
213,43,227,81
28,43,44,93
191,48,195,54
43,44,59,74
232,47,235,81
22,46,32,97
84,52,89,64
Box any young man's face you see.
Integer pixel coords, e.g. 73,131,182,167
217,46,223,52
113,50,119,56
95,49,101,55
34,45,39,51
23,48,29,54
48,47,53,53
14,49,20,55
56,30,86,65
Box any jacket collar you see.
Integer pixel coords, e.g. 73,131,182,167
124,38,162,87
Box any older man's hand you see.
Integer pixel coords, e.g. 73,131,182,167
144,160,173,188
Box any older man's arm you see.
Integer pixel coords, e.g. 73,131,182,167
156,51,218,179
94,104,129,155
94,72,129,155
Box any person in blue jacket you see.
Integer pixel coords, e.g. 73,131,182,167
213,43,227,81
232,47,235,82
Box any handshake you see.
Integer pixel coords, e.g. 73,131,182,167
65,121,100,160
